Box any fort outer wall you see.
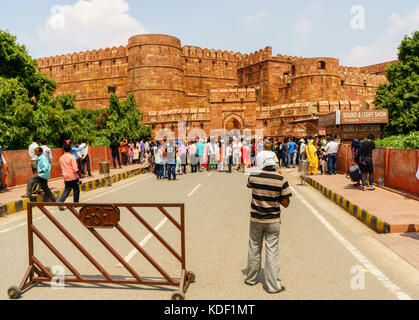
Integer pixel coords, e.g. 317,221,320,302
127,34,185,114
37,46,129,110
36,33,393,139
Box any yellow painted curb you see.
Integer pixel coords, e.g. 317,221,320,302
7,202,16,214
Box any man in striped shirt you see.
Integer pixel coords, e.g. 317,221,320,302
245,143,292,293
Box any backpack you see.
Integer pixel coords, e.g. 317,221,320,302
348,163,361,182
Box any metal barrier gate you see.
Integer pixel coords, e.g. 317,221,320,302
8,203,195,300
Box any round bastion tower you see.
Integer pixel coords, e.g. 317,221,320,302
290,57,340,103
127,34,185,113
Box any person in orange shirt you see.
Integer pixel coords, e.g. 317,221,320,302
120,139,128,166
58,144,81,211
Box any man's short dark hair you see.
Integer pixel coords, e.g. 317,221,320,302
64,144,72,153
367,134,375,140
33,136,41,142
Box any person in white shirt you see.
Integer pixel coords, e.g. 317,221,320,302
79,139,92,177
324,136,339,175
233,138,242,171
153,142,164,180
299,138,307,161
29,136,41,174
206,138,214,171
211,139,219,171
256,142,281,173
226,138,233,173
40,139,53,163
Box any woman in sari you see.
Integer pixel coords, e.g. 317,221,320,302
306,137,319,175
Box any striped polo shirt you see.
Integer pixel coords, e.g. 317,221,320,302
247,170,292,223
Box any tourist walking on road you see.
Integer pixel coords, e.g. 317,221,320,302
58,144,81,210
154,141,164,180
245,151,292,293
324,136,339,175
189,141,198,173
110,140,122,169
166,139,177,181
128,141,134,165
29,136,41,174
179,141,188,174
306,136,319,176
120,139,128,166
287,138,298,168
40,139,53,163
226,139,233,173
22,147,56,202
360,134,376,191
79,139,92,177
196,139,205,172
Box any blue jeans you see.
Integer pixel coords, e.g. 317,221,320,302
327,153,337,174
167,163,176,180
81,155,91,175
361,158,374,187
112,154,121,168
287,153,296,167
59,179,80,203
156,164,164,179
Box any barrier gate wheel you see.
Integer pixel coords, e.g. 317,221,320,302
8,286,21,299
187,271,196,283
171,292,185,300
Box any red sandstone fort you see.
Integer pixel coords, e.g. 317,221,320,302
36,34,395,138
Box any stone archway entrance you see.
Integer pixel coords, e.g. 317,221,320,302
226,118,242,131
223,114,243,134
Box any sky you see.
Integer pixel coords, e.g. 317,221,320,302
1,0,418,67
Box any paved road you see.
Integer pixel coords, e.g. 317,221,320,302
1,169,418,300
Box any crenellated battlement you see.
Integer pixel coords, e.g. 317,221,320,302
273,54,303,62
182,45,242,61
238,47,273,68
37,45,128,68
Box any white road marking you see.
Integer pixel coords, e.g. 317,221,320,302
117,217,168,267
290,185,412,300
187,184,202,197
117,182,203,266
207,173,212,177
0,174,153,234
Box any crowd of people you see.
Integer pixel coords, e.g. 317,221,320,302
16,132,377,205
137,134,343,181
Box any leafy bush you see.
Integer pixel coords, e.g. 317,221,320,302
375,131,419,149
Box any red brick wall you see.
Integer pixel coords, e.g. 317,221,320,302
337,145,419,195
3,147,110,187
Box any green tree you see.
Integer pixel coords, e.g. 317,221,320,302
101,93,151,142
374,31,419,136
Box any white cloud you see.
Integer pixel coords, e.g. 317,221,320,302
294,1,324,46
295,18,313,46
245,11,269,24
37,0,146,57
342,7,419,66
